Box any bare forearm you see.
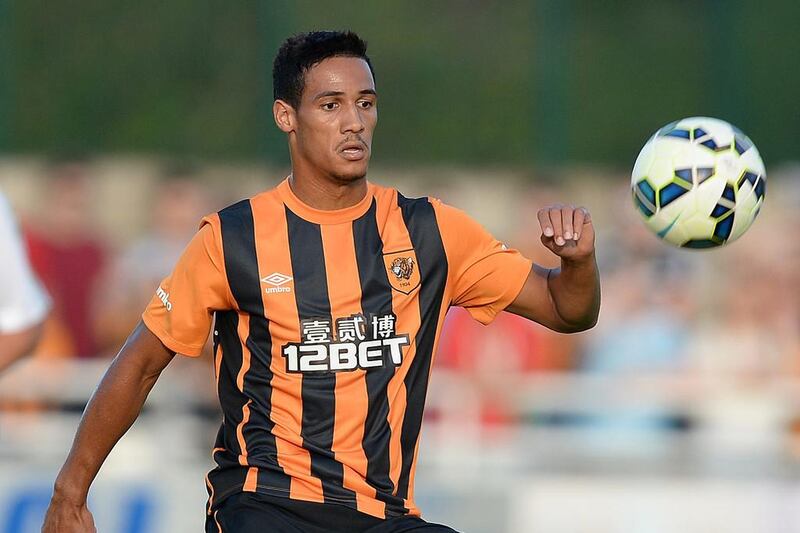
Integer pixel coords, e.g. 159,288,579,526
0,323,43,373
547,252,600,331
52,322,173,503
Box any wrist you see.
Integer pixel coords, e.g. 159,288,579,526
52,478,89,506
561,251,596,268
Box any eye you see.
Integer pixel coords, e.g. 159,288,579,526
321,102,338,111
358,100,375,109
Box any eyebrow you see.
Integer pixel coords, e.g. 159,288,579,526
312,89,377,100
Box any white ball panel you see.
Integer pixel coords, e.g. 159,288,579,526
630,116,766,249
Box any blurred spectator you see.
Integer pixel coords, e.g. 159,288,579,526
0,190,50,372
24,158,108,358
93,168,212,353
580,261,694,374
437,307,576,427
435,185,580,428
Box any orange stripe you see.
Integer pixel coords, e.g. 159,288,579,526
252,193,324,503
320,223,385,518
205,446,226,512
234,313,253,465
214,341,223,391
236,399,252,465
205,474,215,515
235,312,252,392
377,190,423,493
214,509,223,532
244,466,259,492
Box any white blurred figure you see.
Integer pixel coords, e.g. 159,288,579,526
0,190,50,372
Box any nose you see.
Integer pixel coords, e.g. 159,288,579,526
340,102,365,134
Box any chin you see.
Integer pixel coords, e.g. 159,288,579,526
332,163,369,182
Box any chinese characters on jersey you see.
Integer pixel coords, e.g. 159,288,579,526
282,313,410,373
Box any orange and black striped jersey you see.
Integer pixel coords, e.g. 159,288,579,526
142,178,532,519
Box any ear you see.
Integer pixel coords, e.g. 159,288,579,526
273,99,295,133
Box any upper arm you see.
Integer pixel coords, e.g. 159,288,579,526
141,216,233,357
434,200,532,325
118,320,176,378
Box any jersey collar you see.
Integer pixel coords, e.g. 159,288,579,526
277,177,374,225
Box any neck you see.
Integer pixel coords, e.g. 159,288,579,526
288,170,368,211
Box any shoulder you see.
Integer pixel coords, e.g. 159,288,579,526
373,183,477,233
210,188,282,228
373,182,439,215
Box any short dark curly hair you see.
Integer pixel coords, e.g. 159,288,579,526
273,30,375,109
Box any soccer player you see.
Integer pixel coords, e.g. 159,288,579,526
0,190,50,373
43,31,600,532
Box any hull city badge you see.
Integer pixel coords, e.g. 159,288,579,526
383,249,420,294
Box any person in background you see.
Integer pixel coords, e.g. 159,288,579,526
0,189,50,373
93,167,212,354
25,158,108,358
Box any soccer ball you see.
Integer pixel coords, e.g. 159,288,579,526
631,117,766,249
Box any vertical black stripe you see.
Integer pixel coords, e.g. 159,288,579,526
206,310,253,510
352,199,408,516
219,200,291,492
395,194,448,500
214,310,245,457
286,206,358,507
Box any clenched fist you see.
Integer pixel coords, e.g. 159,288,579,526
537,204,595,261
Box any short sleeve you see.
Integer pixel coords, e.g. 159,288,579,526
433,200,532,325
0,193,50,333
142,215,233,356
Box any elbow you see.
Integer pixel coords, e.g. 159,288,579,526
555,312,599,334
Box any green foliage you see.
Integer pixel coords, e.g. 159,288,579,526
1,1,797,167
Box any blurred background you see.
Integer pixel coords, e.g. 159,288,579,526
0,1,799,532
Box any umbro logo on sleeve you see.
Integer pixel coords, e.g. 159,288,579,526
155,286,173,311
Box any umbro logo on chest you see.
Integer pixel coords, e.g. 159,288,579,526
262,272,293,294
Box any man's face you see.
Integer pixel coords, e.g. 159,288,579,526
290,56,377,182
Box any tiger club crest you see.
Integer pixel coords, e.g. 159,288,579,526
382,249,420,294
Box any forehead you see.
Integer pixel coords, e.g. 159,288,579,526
302,56,375,98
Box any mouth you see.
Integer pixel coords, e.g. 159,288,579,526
338,141,368,161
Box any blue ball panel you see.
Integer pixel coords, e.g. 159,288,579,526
700,138,718,150
674,169,693,185
713,213,734,240
711,204,730,218
634,194,654,217
734,137,750,155
637,180,656,204
682,239,722,249
697,167,714,183
659,182,688,207
665,129,691,139
738,171,759,189
722,184,736,202
754,178,766,200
